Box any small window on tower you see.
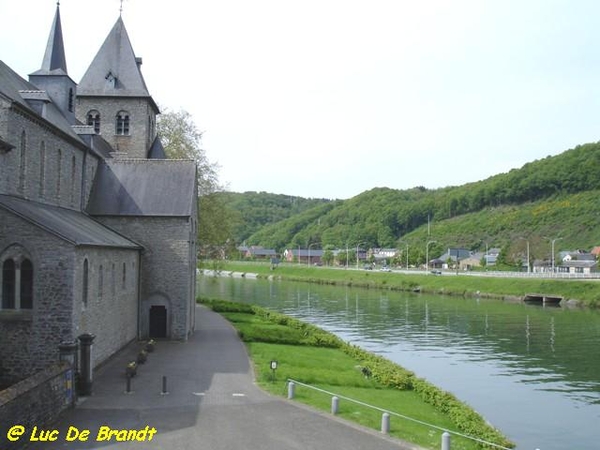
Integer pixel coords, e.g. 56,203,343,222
116,111,130,136
68,88,74,112
87,110,101,134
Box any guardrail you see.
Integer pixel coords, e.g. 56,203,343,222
286,378,514,450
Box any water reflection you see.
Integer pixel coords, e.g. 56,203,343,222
199,275,600,449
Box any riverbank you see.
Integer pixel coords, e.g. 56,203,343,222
200,298,514,449
210,261,600,306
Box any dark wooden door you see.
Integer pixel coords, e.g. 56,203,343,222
149,305,167,338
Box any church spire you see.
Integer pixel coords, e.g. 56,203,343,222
29,1,77,123
38,2,68,74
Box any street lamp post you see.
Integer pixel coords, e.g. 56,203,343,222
551,237,563,273
518,238,530,274
345,241,349,269
426,240,436,274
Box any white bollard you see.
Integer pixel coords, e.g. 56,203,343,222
287,381,295,399
381,412,390,434
441,431,451,450
331,396,339,415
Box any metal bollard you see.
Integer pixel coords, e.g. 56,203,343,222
381,412,390,434
441,431,451,450
125,374,132,394
331,396,339,415
287,381,295,399
161,375,168,395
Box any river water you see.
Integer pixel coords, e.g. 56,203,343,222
198,275,600,450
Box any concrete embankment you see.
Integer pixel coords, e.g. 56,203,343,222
200,269,259,279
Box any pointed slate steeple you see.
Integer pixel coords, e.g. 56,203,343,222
29,2,77,123
29,3,68,76
41,3,67,74
76,16,160,158
78,16,156,108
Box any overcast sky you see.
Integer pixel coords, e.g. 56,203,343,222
2,0,600,199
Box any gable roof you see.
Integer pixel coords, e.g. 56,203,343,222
0,195,140,249
86,160,197,216
78,17,158,111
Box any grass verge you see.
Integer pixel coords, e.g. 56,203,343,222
210,260,600,306
200,297,515,450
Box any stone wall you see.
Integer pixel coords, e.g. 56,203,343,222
96,216,195,340
72,247,139,366
0,362,73,450
0,104,99,211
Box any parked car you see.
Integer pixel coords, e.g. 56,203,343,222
380,266,391,272
430,270,442,275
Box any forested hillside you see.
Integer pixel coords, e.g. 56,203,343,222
214,191,334,244
234,141,600,255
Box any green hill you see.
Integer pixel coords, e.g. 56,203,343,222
214,191,335,244
227,141,600,260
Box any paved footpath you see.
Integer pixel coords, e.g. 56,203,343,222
29,305,422,450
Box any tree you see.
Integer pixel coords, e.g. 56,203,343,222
322,248,334,266
158,108,236,259
158,108,220,195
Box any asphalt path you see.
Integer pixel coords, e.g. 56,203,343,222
26,305,421,450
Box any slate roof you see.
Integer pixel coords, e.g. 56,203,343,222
29,4,68,76
0,195,141,249
439,248,471,261
0,61,82,144
147,136,166,159
87,160,197,216
78,17,158,112
247,248,277,257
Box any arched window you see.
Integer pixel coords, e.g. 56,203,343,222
39,141,46,198
1,249,34,311
83,259,89,307
70,155,76,206
87,110,101,134
19,130,26,194
20,259,33,309
57,148,62,201
111,263,116,296
98,264,103,298
115,111,130,135
2,259,15,309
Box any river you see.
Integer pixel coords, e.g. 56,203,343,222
198,274,600,450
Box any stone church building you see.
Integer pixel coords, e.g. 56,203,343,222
0,5,198,386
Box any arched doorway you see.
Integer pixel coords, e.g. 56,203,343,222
142,293,171,339
149,305,167,338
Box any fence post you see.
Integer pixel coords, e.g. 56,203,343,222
287,381,295,399
381,412,390,434
331,396,339,415
441,431,451,450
